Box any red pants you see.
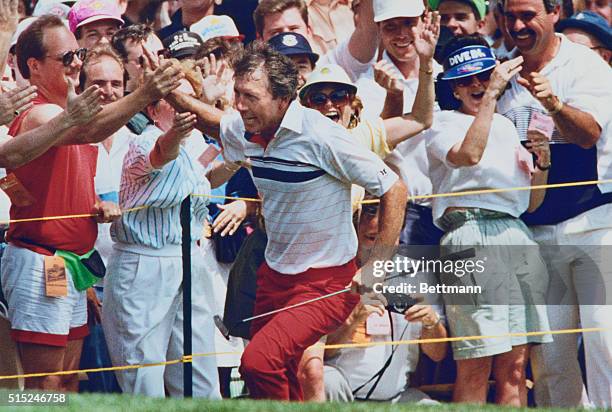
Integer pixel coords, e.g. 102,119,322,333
239,260,359,400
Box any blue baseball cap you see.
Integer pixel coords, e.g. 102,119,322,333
441,45,496,80
267,32,319,66
557,11,612,51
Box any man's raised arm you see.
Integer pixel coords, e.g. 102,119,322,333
1,85,102,168
57,60,184,145
347,0,379,64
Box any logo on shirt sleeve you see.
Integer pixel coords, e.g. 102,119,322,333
379,168,389,176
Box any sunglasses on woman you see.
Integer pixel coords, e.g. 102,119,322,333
307,89,351,107
47,48,87,67
454,69,493,88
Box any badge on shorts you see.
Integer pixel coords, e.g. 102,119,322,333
366,312,391,336
44,256,68,297
0,173,35,207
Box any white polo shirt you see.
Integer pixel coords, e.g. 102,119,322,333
427,111,531,228
94,127,133,264
497,34,612,226
318,38,376,83
219,102,398,274
94,126,132,198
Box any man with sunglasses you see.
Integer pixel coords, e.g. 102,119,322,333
2,14,182,392
497,0,612,407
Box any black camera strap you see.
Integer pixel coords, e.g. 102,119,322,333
352,312,409,400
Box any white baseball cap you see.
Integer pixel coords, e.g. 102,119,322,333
190,15,244,44
373,0,425,22
299,64,357,100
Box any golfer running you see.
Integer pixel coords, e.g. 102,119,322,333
177,41,407,400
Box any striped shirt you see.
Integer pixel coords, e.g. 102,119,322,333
219,101,398,274
111,125,210,250
497,35,612,225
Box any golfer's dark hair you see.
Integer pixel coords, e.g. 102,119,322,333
231,40,299,101
16,15,65,79
111,23,154,61
502,0,560,13
437,34,491,111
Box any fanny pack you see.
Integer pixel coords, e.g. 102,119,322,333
55,249,106,292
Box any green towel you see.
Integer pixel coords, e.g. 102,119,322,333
55,249,98,292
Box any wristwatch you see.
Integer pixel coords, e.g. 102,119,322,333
547,96,564,115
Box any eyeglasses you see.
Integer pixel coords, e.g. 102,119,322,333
307,89,351,107
454,70,493,87
47,48,87,67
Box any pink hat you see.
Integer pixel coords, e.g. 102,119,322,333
68,0,124,34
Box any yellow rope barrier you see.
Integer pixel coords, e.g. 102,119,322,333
0,327,607,381
194,178,612,204
0,179,610,225
0,206,149,226
0,180,610,381
318,327,605,350
191,194,263,203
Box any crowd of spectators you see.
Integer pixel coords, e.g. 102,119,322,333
0,0,611,408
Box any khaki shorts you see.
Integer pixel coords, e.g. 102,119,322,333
438,210,552,360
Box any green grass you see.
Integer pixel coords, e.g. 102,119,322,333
0,391,608,412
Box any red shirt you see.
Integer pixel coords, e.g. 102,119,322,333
6,96,98,255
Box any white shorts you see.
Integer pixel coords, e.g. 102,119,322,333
0,244,88,346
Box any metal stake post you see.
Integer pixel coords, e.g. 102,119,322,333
180,196,193,397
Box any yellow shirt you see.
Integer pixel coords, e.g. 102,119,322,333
349,117,390,211
348,117,391,158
